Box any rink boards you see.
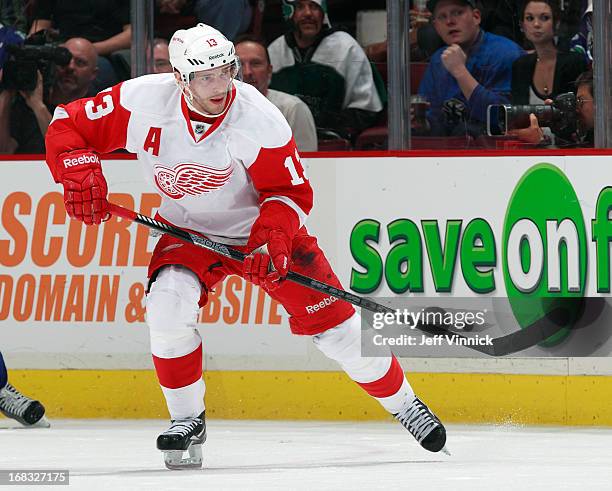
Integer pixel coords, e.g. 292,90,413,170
2,151,612,424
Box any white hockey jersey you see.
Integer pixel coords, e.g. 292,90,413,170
45,74,313,244
268,30,383,113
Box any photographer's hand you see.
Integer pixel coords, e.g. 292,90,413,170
0,88,18,153
19,71,52,137
19,70,44,110
508,113,544,145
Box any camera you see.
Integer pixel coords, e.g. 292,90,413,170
1,31,72,92
487,92,577,138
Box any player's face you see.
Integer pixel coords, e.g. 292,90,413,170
293,0,324,39
432,0,481,49
187,64,236,114
576,84,594,131
521,2,555,45
235,42,272,95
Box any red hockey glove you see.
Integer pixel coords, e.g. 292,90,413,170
244,232,291,291
58,150,109,225
243,201,300,291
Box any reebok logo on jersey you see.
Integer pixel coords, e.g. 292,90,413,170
154,162,233,199
62,154,100,168
305,295,338,314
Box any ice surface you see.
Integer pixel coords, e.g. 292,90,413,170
1,419,611,490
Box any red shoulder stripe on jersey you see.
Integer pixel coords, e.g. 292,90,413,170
247,138,313,219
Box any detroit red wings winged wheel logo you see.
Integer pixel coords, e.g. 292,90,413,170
153,163,233,199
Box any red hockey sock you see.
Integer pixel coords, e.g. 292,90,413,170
153,343,203,389
354,356,405,398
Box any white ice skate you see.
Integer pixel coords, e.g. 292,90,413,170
157,411,206,470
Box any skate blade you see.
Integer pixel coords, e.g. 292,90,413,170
0,416,51,429
440,445,451,456
163,443,203,470
32,416,51,428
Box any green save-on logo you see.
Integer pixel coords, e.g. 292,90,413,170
350,163,612,329
502,164,586,345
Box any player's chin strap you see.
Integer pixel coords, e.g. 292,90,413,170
108,203,571,357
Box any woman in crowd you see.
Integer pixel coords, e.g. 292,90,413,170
509,0,587,144
512,0,586,104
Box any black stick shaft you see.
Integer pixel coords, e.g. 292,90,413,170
109,203,567,357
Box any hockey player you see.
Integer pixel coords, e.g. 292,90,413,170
0,351,48,427
43,24,447,469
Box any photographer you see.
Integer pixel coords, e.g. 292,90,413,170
30,0,131,93
505,100,552,145
573,69,594,146
505,70,594,147
0,37,98,154
0,25,25,153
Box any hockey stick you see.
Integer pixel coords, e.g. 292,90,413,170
108,203,568,357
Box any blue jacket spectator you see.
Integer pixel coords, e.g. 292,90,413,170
418,0,523,137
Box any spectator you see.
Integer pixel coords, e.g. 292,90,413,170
570,0,592,64
574,69,594,146
510,69,594,147
512,0,586,105
152,38,173,74
268,0,383,141
416,0,524,137
507,0,586,145
30,0,131,92
0,37,98,154
157,0,253,41
235,34,317,151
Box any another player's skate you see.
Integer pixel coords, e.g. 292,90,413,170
157,411,206,470
394,396,449,454
0,384,49,427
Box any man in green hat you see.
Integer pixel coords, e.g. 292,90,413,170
268,0,384,141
